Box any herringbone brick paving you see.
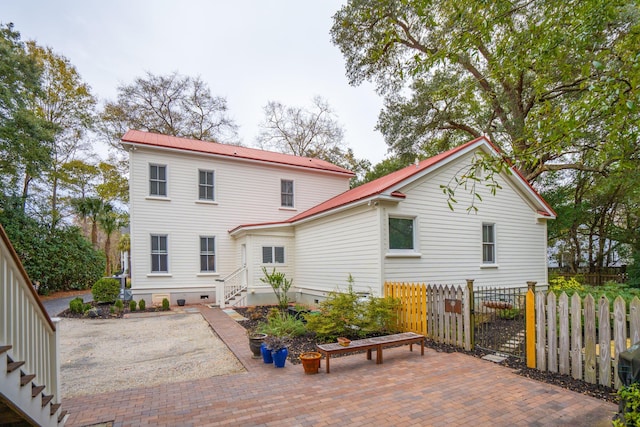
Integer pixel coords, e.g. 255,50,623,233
63,305,617,426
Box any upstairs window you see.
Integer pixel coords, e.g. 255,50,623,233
149,164,167,196
150,235,168,272
389,217,415,250
482,223,496,264
281,179,294,207
200,236,216,272
199,170,215,201
262,246,285,264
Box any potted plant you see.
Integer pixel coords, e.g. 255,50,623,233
264,335,289,368
299,351,322,374
248,331,268,359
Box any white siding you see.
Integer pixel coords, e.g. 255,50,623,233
294,205,383,296
383,153,549,287
128,146,350,295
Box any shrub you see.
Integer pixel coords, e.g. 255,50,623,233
549,275,584,294
129,300,137,311
91,278,121,303
614,382,640,426
305,275,400,340
260,267,292,312
69,297,85,314
114,299,124,313
162,298,170,311
138,299,146,310
257,311,306,337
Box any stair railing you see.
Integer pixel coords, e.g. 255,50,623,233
215,267,248,308
0,224,60,414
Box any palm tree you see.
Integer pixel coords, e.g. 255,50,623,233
98,208,124,275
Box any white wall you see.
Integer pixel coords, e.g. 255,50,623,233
128,146,350,300
382,153,549,288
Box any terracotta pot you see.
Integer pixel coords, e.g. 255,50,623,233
300,352,322,374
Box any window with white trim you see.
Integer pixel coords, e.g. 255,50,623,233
150,235,168,272
262,246,285,264
281,179,294,207
482,223,496,264
198,169,215,201
200,236,216,272
389,217,415,250
149,164,167,196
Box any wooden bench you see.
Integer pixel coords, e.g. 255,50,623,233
316,332,425,373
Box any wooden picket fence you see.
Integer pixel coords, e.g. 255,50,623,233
531,291,640,390
384,282,472,351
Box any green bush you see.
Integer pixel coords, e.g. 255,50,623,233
162,298,170,311
257,309,306,337
91,278,120,303
549,275,584,294
305,275,400,340
129,300,137,311
69,297,85,314
614,383,640,426
138,299,146,310
114,299,124,313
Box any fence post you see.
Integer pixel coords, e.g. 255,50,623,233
465,279,474,350
526,281,536,368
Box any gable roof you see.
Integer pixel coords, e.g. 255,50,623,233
229,136,556,234
121,130,354,177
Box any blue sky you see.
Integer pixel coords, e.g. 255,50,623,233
3,1,388,163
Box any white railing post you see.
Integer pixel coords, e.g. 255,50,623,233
50,317,61,403
216,280,225,308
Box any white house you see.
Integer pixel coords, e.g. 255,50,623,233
123,130,555,307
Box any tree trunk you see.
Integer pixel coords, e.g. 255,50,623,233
105,233,112,276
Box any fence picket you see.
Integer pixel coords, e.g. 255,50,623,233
456,286,463,348
558,292,569,375
464,282,472,351
570,293,582,380
630,298,640,345
536,292,546,371
614,296,626,390
598,296,611,387
584,294,596,384
547,292,557,373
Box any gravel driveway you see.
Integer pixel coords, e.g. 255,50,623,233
58,312,245,398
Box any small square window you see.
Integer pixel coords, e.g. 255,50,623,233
389,217,414,250
262,246,285,264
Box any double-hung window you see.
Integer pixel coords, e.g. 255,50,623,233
200,236,216,272
262,246,285,264
149,164,167,196
281,179,294,208
198,169,215,201
150,235,168,272
389,217,415,250
482,223,496,264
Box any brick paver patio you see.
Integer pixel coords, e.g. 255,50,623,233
63,305,617,426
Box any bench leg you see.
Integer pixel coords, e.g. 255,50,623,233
367,348,372,360
376,345,383,364
326,355,330,373
409,343,413,352
420,339,424,356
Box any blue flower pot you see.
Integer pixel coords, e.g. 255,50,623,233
272,347,288,368
261,342,273,364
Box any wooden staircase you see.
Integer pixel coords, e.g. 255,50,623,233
1,344,66,426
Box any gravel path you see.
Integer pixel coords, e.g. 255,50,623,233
58,313,245,398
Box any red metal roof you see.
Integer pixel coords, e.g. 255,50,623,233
121,130,354,176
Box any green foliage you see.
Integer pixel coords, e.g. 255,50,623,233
113,299,124,313
257,310,307,338
305,276,400,340
91,277,120,303
260,267,292,312
628,251,640,289
497,308,522,320
0,198,105,294
138,299,146,310
614,383,640,426
263,335,289,351
549,276,585,295
162,298,170,311
129,299,137,311
69,297,85,314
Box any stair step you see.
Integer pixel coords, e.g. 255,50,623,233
58,410,67,423
50,403,61,415
7,360,25,373
41,394,54,407
32,384,45,398
0,345,12,354
21,373,36,386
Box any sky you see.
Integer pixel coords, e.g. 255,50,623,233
2,1,388,164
